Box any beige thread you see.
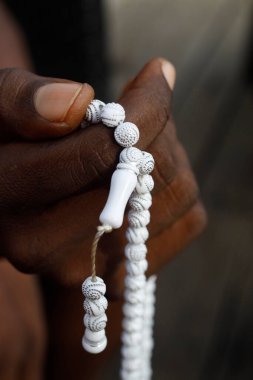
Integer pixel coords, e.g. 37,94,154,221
91,225,113,282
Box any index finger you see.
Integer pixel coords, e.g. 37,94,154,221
0,59,176,208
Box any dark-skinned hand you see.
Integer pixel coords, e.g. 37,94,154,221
0,58,207,298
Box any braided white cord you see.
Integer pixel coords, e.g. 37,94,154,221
141,275,157,380
120,170,155,380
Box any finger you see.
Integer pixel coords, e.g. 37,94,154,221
0,68,94,141
0,59,176,208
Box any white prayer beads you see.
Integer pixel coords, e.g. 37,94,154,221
114,122,140,147
82,99,156,380
82,276,108,354
101,102,125,127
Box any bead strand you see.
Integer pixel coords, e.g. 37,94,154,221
82,276,108,354
120,152,155,380
81,99,157,380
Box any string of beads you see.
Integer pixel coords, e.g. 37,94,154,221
81,99,156,380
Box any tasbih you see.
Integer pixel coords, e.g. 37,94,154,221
81,100,156,380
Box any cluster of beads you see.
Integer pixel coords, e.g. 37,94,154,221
81,99,156,379
81,276,108,354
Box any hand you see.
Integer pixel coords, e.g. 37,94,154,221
0,59,206,293
0,259,45,380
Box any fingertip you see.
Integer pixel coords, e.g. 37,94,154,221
63,82,94,130
160,58,176,90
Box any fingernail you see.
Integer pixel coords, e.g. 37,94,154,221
34,83,83,122
161,60,176,90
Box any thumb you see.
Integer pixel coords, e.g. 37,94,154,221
0,68,94,140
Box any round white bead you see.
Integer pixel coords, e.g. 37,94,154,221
128,209,150,228
82,276,106,300
114,122,139,147
125,243,147,261
83,295,108,316
126,259,148,276
119,147,142,164
125,274,146,291
139,152,155,175
84,314,107,332
101,102,125,127
85,99,105,124
129,192,152,212
135,175,154,194
126,227,149,244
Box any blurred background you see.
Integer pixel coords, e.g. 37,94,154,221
3,0,253,378
103,0,253,378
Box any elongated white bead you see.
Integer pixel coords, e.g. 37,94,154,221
99,169,138,228
101,102,125,127
122,316,144,332
121,331,142,346
124,289,145,304
123,303,144,318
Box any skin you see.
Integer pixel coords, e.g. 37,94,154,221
0,3,207,379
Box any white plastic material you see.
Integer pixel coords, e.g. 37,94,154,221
99,169,138,228
82,334,107,354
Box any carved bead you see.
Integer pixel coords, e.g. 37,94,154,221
129,192,152,212
84,314,107,332
139,152,155,175
125,274,146,291
114,122,139,147
119,147,142,164
125,243,147,261
82,276,106,300
83,295,108,316
135,174,154,194
126,259,148,276
101,102,125,127
85,99,105,124
128,209,150,228
126,227,149,244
